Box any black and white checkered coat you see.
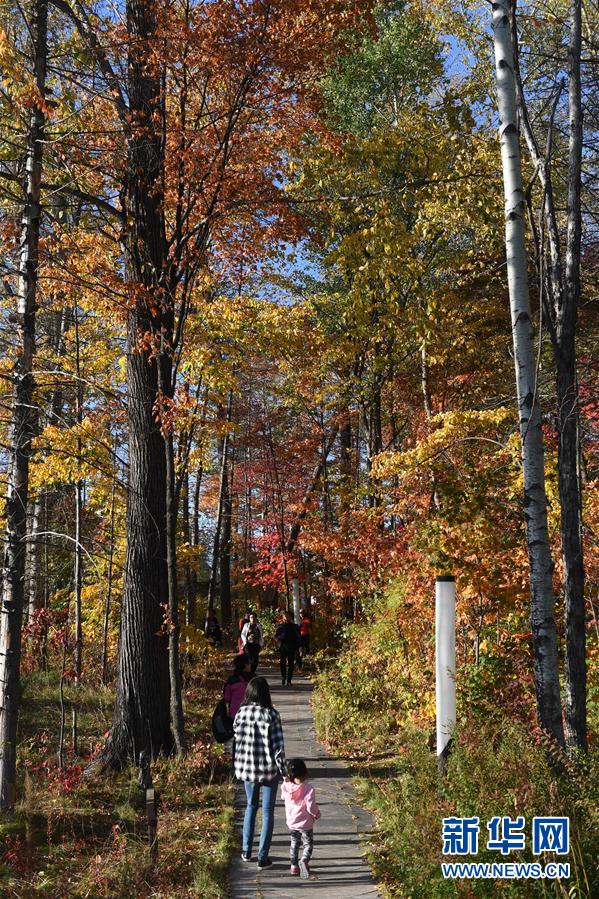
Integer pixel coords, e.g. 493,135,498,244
233,703,286,782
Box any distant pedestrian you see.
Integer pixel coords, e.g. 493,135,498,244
241,611,264,674
294,616,302,670
281,757,321,878
237,609,250,653
234,677,286,869
275,611,300,686
205,612,222,646
299,609,312,658
223,653,253,720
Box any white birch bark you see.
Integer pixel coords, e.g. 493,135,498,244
0,0,48,809
491,0,564,745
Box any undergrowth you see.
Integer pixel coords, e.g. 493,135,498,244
0,657,235,898
313,586,599,899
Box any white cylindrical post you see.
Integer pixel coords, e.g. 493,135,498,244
292,577,301,624
435,575,456,771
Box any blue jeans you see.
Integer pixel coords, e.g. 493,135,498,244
242,777,279,861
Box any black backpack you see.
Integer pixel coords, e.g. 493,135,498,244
212,698,234,743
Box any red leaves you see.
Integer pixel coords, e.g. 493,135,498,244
24,756,83,795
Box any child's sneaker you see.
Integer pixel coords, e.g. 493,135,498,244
299,858,310,879
290,864,300,875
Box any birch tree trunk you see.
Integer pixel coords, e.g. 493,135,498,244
0,0,48,810
491,0,564,746
25,494,43,621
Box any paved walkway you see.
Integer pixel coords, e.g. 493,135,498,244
228,668,379,898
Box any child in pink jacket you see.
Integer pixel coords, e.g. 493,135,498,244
281,758,321,878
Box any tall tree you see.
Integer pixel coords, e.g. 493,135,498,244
491,0,565,746
509,0,586,750
99,0,173,767
0,0,49,809
49,0,375,769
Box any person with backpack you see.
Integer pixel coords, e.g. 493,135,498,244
223,653,253,720
234,676,286,869
275,611,300,686
212,653,254,749
241,611,264,674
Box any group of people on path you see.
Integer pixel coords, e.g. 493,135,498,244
235,608,312,686
205,606,312,678
220,611,319,877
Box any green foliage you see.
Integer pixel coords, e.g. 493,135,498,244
322,1,443,136
254,606,279,648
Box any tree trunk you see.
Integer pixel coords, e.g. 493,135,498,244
163,418,186,755
26,309,68,626
421,342,441,510
206,393,233,624
25,494,43,622
0,0,48,811
157,322,185,755
41,490,49,669
339,412,352,482
510,0,586,750
99,0,172,768
72,477,83,755
72,302,83,755
491,0,564,746
561,0,585,751
101,447,117,685
366,380,382,509
219,446,234,627
189,466,203,626
181,469,194,627
286,424,340,556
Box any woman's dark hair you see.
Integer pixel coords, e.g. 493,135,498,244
233,653,250,674
242,676,272,709
287,758,307,781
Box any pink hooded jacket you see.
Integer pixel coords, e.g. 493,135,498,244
281,780,321,831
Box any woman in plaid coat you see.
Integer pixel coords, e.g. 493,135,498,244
233,676,286,869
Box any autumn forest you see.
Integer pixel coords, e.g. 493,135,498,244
0,0,597,895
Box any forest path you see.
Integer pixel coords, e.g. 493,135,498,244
228,667,380,898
